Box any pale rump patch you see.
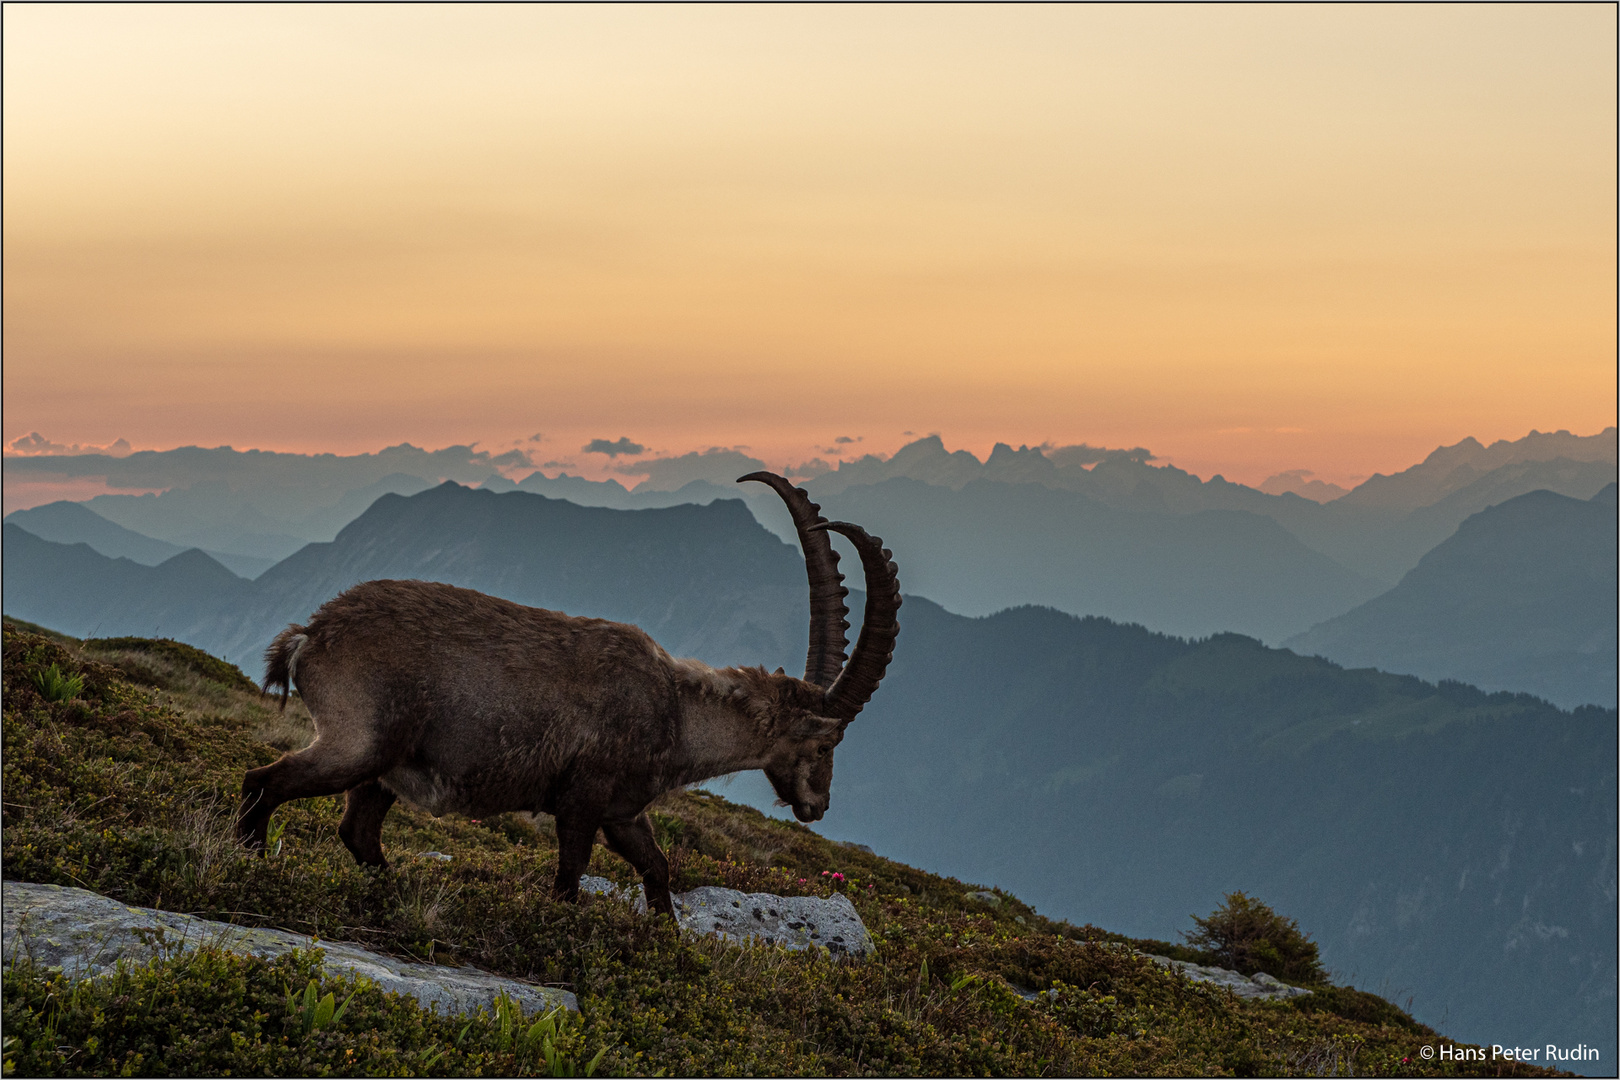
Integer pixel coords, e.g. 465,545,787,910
284,633,310,682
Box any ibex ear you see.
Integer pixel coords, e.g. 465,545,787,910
775,667,785,675
792,715,843,741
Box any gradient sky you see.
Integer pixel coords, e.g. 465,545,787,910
4,4,1615,488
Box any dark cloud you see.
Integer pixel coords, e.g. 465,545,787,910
834,435,859,444
582,437,645,458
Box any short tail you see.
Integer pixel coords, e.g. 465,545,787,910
263,625,310,710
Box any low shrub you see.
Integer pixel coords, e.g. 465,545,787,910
1181,890,1327,985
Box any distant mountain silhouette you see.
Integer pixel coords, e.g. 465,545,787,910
8,430,1613,627
2,484,812,673
1287,486,1618,709
1258,469,1348,502
6,502,187,565
76,472,440,563
1368,457,1619,579
785,433,1615,586
1335,427,1616,511
4,488,1611,1063
789,476,1383,642
242,483,809,668
3,501,274,579
1,525,255,649
2,442,515,559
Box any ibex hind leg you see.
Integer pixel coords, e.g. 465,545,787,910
338,781,397,867
237,720,390,855
603,814,675,920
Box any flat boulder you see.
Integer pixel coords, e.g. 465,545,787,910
1,880,575,1015
580,876,875,958
1141,952,1312,1000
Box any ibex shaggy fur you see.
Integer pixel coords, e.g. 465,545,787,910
237,473,900,920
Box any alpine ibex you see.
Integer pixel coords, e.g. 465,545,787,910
237,473,900,920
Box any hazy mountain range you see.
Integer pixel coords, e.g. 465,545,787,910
2,489,806,672
1288,484,1617,710
1,501,278,579
3,443,527,563
3,480,1613,1067
7,427,1613,643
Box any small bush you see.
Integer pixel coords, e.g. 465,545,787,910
1182,890,1326,985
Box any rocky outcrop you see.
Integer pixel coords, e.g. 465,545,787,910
580,876,874,958
1141,953,1312,1000
1,881,576,1015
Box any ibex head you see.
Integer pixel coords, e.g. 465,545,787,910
739,472,902,823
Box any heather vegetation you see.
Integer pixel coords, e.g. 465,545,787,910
1,620,1561,1076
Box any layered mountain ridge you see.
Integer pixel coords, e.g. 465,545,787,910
1288,485,1617,709
3,478,1613,1069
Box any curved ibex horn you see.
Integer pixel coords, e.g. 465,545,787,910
737,472,850,688
812,521,900,722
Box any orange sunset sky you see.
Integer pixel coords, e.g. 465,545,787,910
4,4,1615,490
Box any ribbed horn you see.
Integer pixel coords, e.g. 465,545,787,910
814,521,900,722
737,472,850,687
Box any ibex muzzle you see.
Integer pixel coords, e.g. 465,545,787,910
237,473,899,919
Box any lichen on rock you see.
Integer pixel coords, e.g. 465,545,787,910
580,876,875,958
1140,952,1313,1001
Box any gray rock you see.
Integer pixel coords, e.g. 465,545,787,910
579,876,874,958
964,889,1002,908
1,881,575,1015
1140,953,1312,1000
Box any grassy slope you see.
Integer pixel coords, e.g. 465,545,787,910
0,619,1563,1077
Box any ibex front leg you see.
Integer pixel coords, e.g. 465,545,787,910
551,808,601,905
337,781,397,867
603,814,675,920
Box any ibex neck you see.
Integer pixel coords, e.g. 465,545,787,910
670,662,777,785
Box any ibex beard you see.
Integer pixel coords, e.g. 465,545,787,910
237,472,900,921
